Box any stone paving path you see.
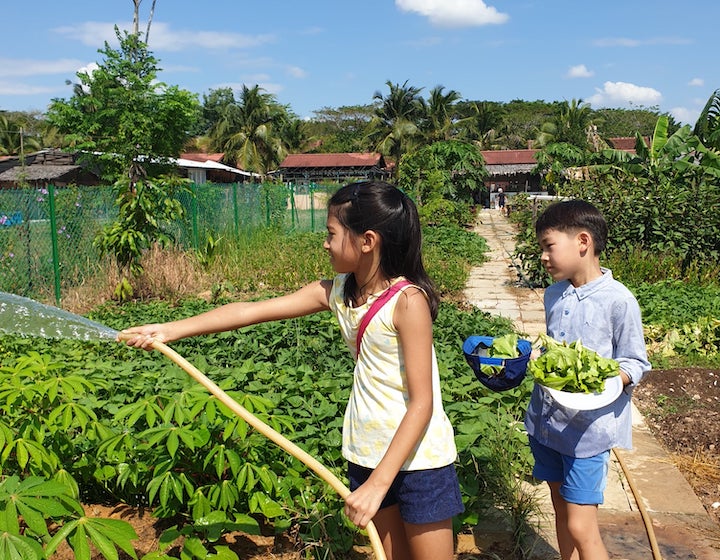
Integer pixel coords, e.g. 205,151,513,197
457,208,720,560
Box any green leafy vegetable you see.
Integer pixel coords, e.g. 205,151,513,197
528,334,619,393
480,333,520,377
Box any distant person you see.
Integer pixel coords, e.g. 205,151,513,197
120,181,463,560
525,200,650,560
497,188,506,210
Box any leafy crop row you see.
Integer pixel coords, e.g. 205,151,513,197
0,298,534,558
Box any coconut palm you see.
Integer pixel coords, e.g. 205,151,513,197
456,101,505,149
366,80,425,170
209,85,289,178
534,99,596,149
0,114,41,156
421,85,462,142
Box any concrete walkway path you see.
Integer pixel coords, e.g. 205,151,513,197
457,208,720,560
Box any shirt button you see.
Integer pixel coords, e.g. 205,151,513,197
564,309,570,315
560,331,566,337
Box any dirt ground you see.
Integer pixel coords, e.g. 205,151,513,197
632,367,720,527
51,367,720,559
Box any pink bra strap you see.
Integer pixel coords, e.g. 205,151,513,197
355,280,412,359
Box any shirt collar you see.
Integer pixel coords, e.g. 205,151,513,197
561,268,613,300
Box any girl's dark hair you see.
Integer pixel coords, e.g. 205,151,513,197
535,199,608,254
328,181,440,320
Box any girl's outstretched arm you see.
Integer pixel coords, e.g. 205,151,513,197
120,280,333,349
344,286,435,528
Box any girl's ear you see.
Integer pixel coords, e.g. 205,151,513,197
361,230,380,253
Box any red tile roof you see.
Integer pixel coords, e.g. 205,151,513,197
180,152,225,163
481,149,539,165
279,152,384,168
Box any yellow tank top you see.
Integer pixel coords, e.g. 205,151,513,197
329,274,457,470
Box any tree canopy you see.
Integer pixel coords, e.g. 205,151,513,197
46,27,200,183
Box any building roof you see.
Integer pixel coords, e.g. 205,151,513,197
481,149,539,165
175,157,259,177
0,164,81,182
180,152,225,163
279,152,384,169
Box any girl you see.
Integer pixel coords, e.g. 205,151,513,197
120,181,463,560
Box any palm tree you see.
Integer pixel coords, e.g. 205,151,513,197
209,85,289,178
0,114,41,156
456,101,504,148
534,99,595,149
366,80,425,170
421,85,462,142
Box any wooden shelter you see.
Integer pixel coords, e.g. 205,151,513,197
274,152,390,184
481,149,541,193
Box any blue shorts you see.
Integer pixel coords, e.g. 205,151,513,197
528,436,609,505
348,462,464,524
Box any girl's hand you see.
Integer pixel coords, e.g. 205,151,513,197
343,481,387,529
117,324,171,350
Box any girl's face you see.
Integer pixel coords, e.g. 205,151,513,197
324,214,363,273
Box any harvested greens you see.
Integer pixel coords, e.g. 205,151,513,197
529,334,619,393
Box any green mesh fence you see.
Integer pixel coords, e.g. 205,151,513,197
0,182,334,304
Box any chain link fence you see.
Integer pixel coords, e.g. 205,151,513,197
0,182,333,303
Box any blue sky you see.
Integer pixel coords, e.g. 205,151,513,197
2,1,718,126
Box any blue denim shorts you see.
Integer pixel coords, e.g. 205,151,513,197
348,462,464,524
529,436,610,505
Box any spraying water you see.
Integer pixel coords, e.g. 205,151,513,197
0,291,118,341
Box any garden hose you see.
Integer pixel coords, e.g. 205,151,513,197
613,448,663,560
117,335,387,560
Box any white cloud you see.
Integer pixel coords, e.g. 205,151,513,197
54,21,274,52
587,81,662,108
0,58,87,78
688,78,704,87
593,36,692,47
396,0,509,27
0,81,62,96
567,64,594,79
671,106,700,126
286,66,307,79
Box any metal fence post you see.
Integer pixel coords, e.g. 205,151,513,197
232,182,239,237
310,183,315,232
191,182,199,250
47,184,62,305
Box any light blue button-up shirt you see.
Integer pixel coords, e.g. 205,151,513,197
524,269,651,458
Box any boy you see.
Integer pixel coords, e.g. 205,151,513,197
524,200,651,560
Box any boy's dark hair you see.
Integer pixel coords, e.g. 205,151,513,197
535,199,608,255
328,181,439,320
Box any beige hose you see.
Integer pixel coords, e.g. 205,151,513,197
119,335,386,560
613,448,663,560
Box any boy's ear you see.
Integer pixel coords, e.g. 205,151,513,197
577,230,593,251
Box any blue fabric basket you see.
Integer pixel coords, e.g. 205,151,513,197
462,335,532,391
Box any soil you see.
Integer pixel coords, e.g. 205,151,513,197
632,367,720,527
50,367,720,560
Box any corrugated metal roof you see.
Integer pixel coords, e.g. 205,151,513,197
174,157,260,177
486,163,537,176
0,164,80,181
279,152,383,168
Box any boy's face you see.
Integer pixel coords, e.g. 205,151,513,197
537,228,584,282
